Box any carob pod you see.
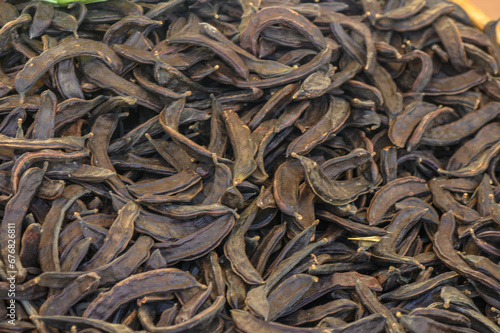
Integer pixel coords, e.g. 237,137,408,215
0,0,500,332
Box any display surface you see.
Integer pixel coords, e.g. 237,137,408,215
472,0,500,18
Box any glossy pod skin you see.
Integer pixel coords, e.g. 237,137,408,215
15,39,123,98
82,268,202,320
2,0,500,332
240,7,327,55
287,96,350,156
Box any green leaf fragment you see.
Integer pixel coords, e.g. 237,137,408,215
41,0,107,5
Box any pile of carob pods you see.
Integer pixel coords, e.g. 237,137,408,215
3,0,500,332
